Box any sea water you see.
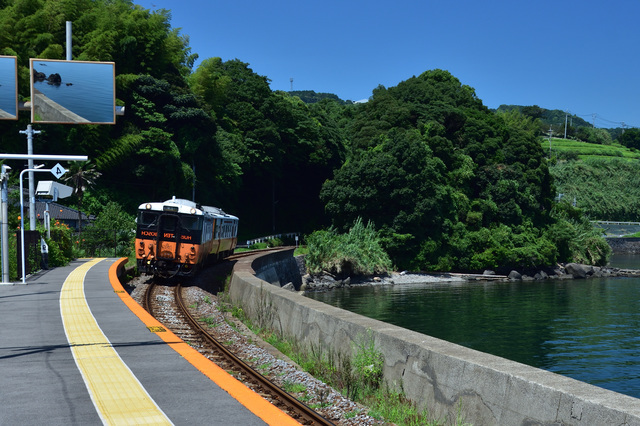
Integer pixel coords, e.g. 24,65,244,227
307,254,640,398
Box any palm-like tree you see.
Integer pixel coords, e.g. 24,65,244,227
63,161,101,235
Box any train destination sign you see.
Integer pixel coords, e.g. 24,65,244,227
0,56,18,120
29,59,115,124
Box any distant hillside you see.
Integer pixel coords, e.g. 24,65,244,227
288,90,349,104
544,137,640,221
496,105,591,128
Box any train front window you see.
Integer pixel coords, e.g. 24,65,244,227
138,211,158,227
160,215,178,232
180,215,202,231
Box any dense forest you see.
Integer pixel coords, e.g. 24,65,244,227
0,0,611,272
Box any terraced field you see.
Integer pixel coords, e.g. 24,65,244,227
541,137,640,161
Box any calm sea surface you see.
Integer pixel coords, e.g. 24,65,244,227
0,57,17,116
307,254,640,398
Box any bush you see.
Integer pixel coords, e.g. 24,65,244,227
47,220,73,266
267,237,283,247
548,202,611,266
305,218,392,277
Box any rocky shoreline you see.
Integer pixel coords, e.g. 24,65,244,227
299,262,640,292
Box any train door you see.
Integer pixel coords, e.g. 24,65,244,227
156,214,181,260
212,218,222,256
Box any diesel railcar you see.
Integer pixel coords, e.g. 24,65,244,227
135,197,239,277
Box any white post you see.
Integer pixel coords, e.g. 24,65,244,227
1,165,10,284
19,167,45,284
66,21,72,61
44,207,50,239
18,125,41,232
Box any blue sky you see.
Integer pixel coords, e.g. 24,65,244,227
146,0,640,128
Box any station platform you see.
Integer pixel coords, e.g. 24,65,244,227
0,258,298,425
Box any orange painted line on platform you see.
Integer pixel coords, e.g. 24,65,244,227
108,259,300,426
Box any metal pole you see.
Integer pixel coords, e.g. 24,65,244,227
28,131,35,231
19,166,46,284
45,203,50,239
18,125,41,232
1,165,10,284
66,21,72,61
0,154,87,161
19,169,27,284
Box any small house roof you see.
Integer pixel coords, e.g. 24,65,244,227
32,202,94,221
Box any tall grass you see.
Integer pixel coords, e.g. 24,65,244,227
305,218,392,277
252,326,470,426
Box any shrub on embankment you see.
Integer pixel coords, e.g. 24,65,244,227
305,218,392,277
305,206,610,278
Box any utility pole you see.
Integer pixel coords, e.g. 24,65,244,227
564,110,569,139
18,125,41,231
16,21,71,232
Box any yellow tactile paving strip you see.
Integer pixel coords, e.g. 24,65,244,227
60,258,172,425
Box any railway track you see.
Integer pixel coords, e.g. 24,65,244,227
143,269,334,426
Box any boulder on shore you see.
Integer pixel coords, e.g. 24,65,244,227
508,270,522,280
564,263,594,279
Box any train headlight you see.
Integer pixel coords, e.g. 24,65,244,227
145,203,152,210
190,208,196,214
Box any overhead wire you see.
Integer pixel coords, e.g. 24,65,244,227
572,112,639,129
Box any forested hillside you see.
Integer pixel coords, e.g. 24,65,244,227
0,0,609,272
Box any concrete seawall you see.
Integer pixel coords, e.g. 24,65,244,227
607,237,640,254
229,249,640,425
32,89,89,123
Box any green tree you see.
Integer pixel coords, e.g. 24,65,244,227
322,69,575,271
617,128,640,150
63,161,101,234
83,201,135,257
575,127,613,145
189,58,345,235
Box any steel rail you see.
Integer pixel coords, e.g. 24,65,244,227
143,281,156,317
174,283,334,426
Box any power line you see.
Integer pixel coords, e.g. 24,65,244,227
572,112,639,129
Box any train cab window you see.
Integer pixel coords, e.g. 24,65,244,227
160,215,177,232
181,216,202,231
138,211,158,227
